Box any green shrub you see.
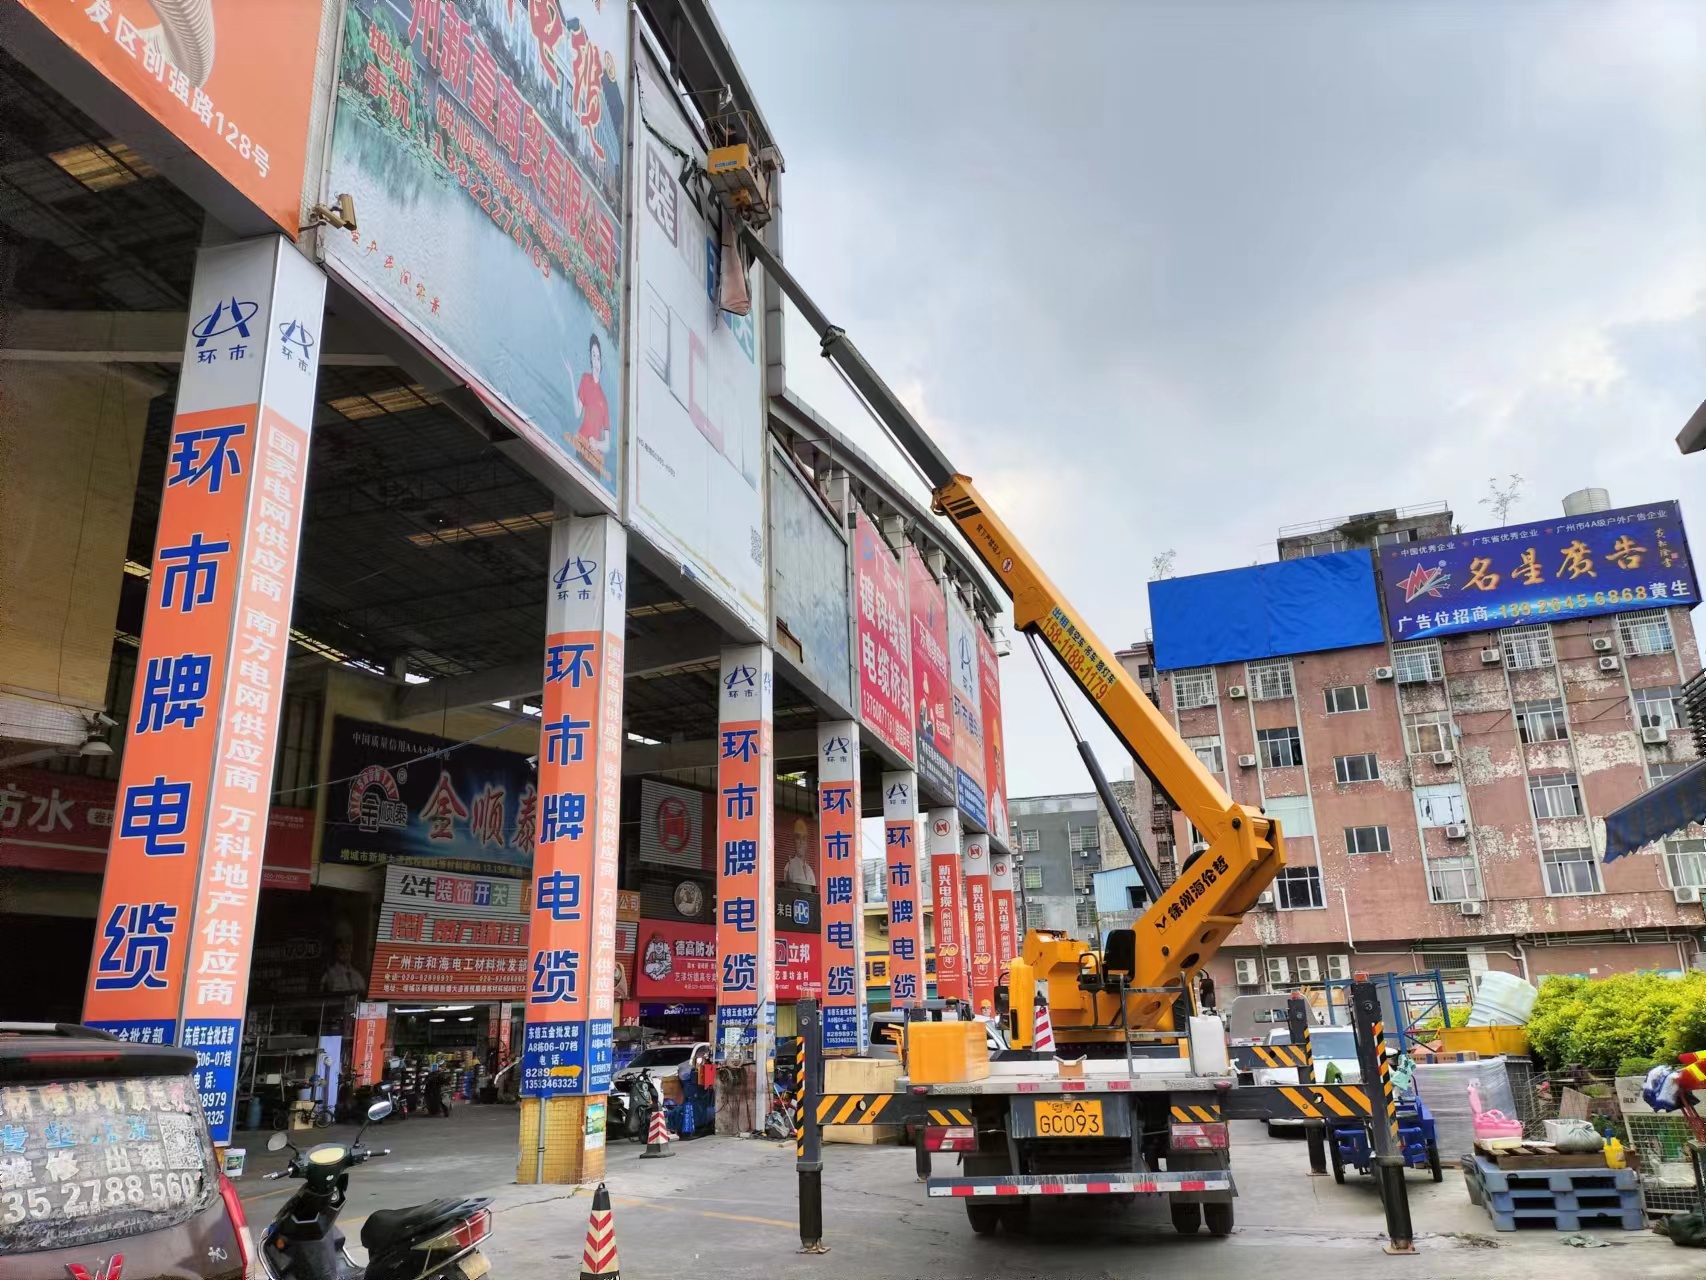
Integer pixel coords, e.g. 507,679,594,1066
1617,1056,1659,1078
1526,971,1706,1072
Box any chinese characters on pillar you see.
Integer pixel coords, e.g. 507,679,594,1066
926,810,967,1003
882,772,925,1007
990,851,1018,980
962,835,996,1017
817,724,863,1051
715,646,774,1054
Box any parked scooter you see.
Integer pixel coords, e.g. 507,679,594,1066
258,1098,493,1280
608,1067,661,1141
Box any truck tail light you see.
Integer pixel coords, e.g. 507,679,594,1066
1169,1122,1229,1151
925,1126,976,1152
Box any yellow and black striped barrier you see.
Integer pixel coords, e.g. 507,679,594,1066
815,1092,919,1126
1169,1102,1224,1124
1231,1043,1313,1073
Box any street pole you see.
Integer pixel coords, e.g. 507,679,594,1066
1288,995,1327,1177
796,997,827,1254
1349,977,1414,1254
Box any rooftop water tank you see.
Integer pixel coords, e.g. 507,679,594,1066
1563,487,1611,516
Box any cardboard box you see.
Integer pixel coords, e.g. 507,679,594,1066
824,1057,903,1145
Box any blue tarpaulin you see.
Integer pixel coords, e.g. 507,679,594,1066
1148,550,1386,671
1604,759,1706,861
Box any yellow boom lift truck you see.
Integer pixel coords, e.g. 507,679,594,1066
740,226,1377,1241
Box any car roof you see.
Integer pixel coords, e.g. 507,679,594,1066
0,1023,196,1083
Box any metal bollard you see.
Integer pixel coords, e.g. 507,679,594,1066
1350,978,1415,1255
796,998,828,1254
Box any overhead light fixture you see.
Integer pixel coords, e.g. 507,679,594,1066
49,139,155,191
457,1016,474,1023
405,510,554,548
429,1017,446,1023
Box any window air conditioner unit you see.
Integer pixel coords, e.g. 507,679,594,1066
1228,685,1248,699
1234,958,1260,987
1265,957,1291,985
1599,656,1620,671
1431,750,1455,766
1293,956,1321,983
1459,900,1483,917
1444,823,1469,840
1592,637,1614,653
1326,954,1352,981
1237,753,1258,768
1480,648,1502,665
1255,890,1276,908
1642,726,1669,744
1673,886,1702,905
1373,666,1395,681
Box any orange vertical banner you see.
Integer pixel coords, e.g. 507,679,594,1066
926,809,967,1003
963,834,997,1016
353,1003,389,1087
991,850,1019,980
882,772,924,1007
715,645,775,1059
816,723,864,1051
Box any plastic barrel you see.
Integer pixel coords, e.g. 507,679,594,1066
1466,971,1537,1027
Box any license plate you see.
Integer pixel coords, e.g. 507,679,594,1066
458,1253,491,1280
1034,1098,1103,1137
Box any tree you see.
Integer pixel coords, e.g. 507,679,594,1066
1480,474,1524,526
1149,550,1176,581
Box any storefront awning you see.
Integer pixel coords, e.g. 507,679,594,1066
1604,759,1706,861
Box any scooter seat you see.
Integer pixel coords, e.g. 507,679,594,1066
361,1200,475,1253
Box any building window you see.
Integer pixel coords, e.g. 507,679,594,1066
1187,735,1224,774
1076,898,1099,929
1263,794,1314,838
1665,838,1706,889
1426,855,1483,903
1173,668,1217,710
1257,726,1303,769
1528,771,1582,819
1634,686,1684,731
1405,712,1453,755
1650,760,1696,787
1018,829,1040,853
1501,625,1555,671
1542,847,1602,896
1374,529,1415,547
1300,534,1349,557
1274,866,1324,910
1025,900,1047,928
1415,783,1467,827
1515,697,1569,743
1345,825,1392,854
1393,641,1443,684
1334,753,1380,783
1324,684,1369,714
1071,865,1094,892
1125,885,1145,909
1022,866,1044,890
1619,609,1675,657
1248,660,1294,701
1069,825,1101,853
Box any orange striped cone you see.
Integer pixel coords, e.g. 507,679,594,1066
639,1105,673,1158
1033,1002,1055,1054
580,1182,619,1280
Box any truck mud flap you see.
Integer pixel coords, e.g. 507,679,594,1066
927,1170,1234,1198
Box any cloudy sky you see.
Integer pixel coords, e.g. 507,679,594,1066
714,0,1705,800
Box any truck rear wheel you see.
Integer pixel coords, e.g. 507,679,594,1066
1169,1201,1202,1234
1205,1202,1234,1237
965,1202,1002,1235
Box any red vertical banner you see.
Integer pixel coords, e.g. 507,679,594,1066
906,547,955,803
522,515,626,1100
925,809,967,1002
715,645,775,1059
977,627,1009,846
817,723,864,1051
353,1003,388,1087
882,772,924,1006
991,850,1018,980
854,511,914,764
962,834,996,1016
83,237,325,1149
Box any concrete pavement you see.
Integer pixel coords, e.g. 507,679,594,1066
235,1106,1700,1278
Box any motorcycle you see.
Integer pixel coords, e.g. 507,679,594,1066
608,1068,661,1141
258,1098,493,1280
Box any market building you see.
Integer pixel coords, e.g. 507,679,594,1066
0,0,1009,1183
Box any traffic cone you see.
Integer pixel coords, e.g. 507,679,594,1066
1033,1002,1055,1054
638,1105,673,1158
579,1182,620,1280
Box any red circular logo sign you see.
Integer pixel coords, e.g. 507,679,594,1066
656,796,691,852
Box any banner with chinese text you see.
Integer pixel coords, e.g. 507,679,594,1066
713,645,774,1054
978,627,1009,851
962,835,997,1016
947,596,986,826
906,547,955,803
881,772,924,1007
816,723,863,1050
926,810,967,1002
990,851,1018,979
854,511,913,763
370,864,528,1000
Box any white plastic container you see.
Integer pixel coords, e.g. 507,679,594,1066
1467,971,1538,1027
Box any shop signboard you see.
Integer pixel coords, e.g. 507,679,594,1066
369,864,528,1001
1379,500,1698,639
776,808,819,932
633,920,818,1001
906,547,955,803
770,451,852,706
324,0,627,507
18,0,322,234
947,596,987,826
323,717,536,879
978,627,1009,850
854,511,913,763
629,48,766,632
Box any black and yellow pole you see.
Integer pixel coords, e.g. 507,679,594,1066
1287,995,1327,1177
1349,977,1414,1255
796,997,828,1254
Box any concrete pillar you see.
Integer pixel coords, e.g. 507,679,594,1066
82,237,325,1147
882,771,925,1006
925,809,968,1004
517,514,626,1184
817,723,865,1052
963,834,997,1017
714,644,776,1134
991,850,1019,980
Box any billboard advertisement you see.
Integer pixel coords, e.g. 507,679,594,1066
1380,501,1698,640
19,0,321,233
323,717,537,879
630,49,765,631
854,510,913,763
906,547,955,803
634,920,818,1001
324,0,626,505
369,864,528,1000
638,778,709,869
977,628,1009,849
771,452,852,706
947,596,987,827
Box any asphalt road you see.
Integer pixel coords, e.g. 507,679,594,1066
232,1106,1701,1279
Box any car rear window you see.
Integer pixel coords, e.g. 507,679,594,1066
1310,1030,1357,1059
0,1073,218,1254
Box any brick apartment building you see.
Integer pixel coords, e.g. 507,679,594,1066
1116,492,1703,997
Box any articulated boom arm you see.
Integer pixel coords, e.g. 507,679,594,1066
741,228,1284,1015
